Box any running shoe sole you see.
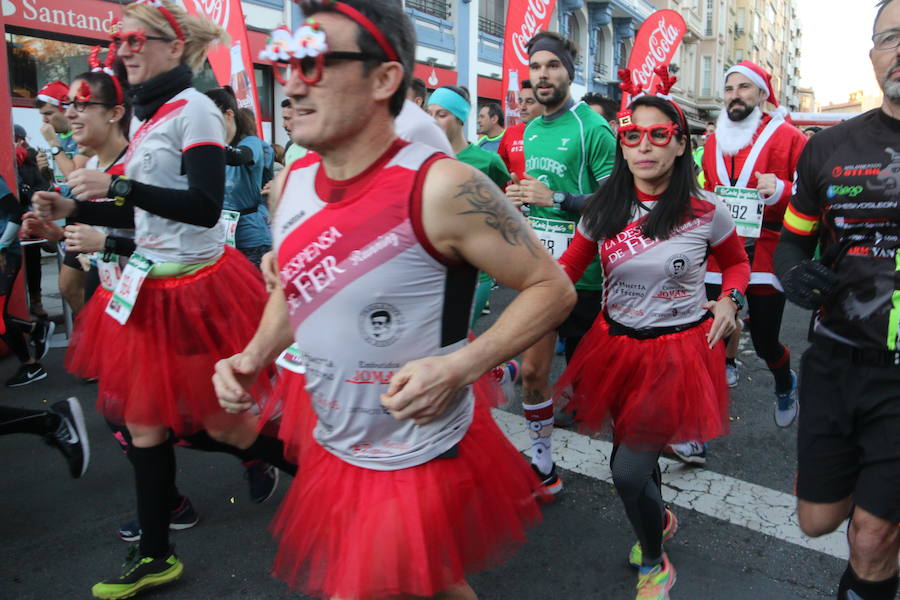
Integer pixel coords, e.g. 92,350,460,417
59,397,90,478
91,560,183,599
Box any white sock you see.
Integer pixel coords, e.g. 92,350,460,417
524,398,554,475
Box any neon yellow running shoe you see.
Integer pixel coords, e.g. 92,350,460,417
636,554,676,600
628,508,678,568
92,545,183,599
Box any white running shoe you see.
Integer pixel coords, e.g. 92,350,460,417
667,441,707,466
725,362,740,388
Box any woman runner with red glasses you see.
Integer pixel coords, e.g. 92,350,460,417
554,85,750,599
32,1,296,598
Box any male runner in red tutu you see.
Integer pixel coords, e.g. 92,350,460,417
214,2,575,599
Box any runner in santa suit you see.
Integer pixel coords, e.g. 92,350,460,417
497,79,542,180
556,90,750,600
700,61,806,429
215,2,575,599
32,2,295,598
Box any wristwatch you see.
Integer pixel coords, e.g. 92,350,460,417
723,288,746,311
50,146,62,156
108,176,133,206
551,191,566,209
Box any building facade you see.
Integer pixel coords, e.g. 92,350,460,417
732,0,801,110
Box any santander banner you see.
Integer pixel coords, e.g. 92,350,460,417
184,0,263,137
501,0,558,124
620,10,687,109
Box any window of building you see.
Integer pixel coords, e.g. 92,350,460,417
568,14,583,66
594,29,608,77
7,33,95,103
406,0,450,20
478,0,505,37
736,48,744,61
766,5,776,23
701,55,712,97
705,0,714,37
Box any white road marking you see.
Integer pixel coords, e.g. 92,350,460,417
492,408,849,560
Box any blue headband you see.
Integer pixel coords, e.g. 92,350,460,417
428,87,470,124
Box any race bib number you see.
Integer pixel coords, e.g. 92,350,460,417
105,253,153,325
275,343,306,374
716,186,764,239
96,254,123,292
220,210,240,248
528,216,575,259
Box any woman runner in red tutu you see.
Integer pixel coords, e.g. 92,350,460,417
215,2,576,599
554,78,750,599
32,2,295,598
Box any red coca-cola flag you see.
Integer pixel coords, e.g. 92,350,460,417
501,0,558,125
620,10,687,109
184,0,264,137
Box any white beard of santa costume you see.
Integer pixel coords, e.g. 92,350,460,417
702,60,808,289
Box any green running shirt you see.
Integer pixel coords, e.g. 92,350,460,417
523,101,616,290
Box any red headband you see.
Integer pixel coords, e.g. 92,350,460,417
88,43,124,105
134,0,186,42
321,1,398,62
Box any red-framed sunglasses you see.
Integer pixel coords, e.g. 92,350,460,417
270,51,380,86
110,30,174,54
618,122,680,147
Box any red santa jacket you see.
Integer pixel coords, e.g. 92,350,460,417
702,113,807,289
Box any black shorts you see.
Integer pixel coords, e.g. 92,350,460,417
558,289,602,339
796,337,900,524
62,248,82,270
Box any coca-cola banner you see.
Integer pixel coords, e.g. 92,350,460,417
501,0,558,124
620,10,687,109
184,0,263,137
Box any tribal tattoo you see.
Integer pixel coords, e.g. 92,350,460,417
456,173,540,258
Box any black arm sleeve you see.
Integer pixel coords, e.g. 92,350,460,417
560,193,591,214
124,145,225,228
224,144,254,167
773,229,819,281
72,201,136,228
109,236,136,257
0,192,26,224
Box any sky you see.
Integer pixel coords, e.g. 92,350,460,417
795,0,883,106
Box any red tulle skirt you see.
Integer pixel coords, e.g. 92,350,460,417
65,246,268,436
267,399,545,599
555,315,730,450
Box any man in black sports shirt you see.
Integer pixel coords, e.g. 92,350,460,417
774,1,900,598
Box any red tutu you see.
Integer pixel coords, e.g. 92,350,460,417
268,401,546,599
555,316,729,450
65,246,268,436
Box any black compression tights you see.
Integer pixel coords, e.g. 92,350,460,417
746,288,792,392
0,406,58,436
611,445,665,566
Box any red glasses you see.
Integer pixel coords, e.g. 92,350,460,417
618,123,679,147
110,30,173,53
271,51,379,86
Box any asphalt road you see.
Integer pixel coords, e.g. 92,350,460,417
0,285,855,599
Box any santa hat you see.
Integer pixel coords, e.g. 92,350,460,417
724,61,788,116
36,81,69,108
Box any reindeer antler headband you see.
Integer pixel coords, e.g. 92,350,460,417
88,43,124,105
132,0,186,42
617,65,687,132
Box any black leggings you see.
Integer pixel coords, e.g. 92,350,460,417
706,284,792,391
611,445,665,567
1,252,34,363
22,244,42,303
0,405,58,436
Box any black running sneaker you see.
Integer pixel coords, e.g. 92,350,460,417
532,462,563,496
5,362,47,387
118,496,199,542
32,319,55,360
46,397,90,478
92,545,183,599
245,460,280,504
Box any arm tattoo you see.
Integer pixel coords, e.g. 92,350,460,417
456,173,540,258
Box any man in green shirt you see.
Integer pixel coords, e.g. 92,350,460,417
427,85,511,326
476,102,505,152
506,31,616,495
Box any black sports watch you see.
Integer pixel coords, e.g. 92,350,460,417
723,288,746,311
108,176,133,206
